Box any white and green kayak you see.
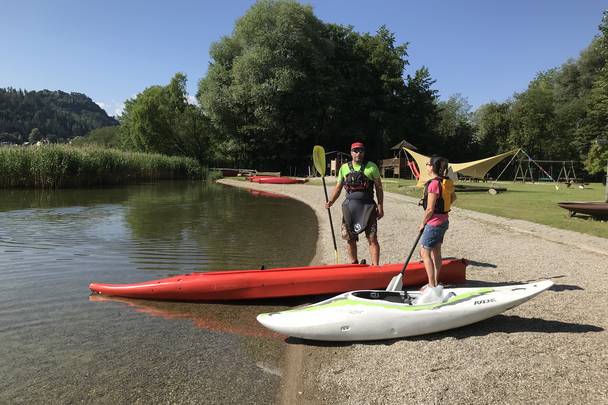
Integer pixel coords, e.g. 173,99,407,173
257,280,553,341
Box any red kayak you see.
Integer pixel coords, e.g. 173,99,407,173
248,176,306,184
89,259,467,301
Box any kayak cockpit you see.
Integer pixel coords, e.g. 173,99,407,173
351,290,415,303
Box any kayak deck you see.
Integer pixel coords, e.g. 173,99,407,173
257,280,553,341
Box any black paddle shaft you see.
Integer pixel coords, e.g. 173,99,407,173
400,229,424,276
321,177,338,253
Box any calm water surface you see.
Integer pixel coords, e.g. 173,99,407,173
0,181,317,404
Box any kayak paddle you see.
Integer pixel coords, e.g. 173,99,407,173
386,228,424,292
313,145,339,264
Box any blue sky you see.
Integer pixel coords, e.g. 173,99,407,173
1,0,605,117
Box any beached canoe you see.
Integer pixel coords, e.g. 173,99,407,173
257,280,553,341
248,176,307,184
557,201,608,218
89,259,467,301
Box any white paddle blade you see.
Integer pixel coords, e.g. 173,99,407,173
386,273,403,292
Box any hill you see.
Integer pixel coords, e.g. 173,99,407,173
0,88,118,144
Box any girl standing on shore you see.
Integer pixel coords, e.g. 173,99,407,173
418,156,455,300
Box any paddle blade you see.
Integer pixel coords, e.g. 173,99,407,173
313,145,326,177
386,274,403,292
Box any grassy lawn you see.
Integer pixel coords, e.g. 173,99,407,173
309,177,608,238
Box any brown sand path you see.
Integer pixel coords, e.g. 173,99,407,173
219,179,607,404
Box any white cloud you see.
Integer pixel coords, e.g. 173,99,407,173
95,101,106,109
113,103,125,117
187,95,198,105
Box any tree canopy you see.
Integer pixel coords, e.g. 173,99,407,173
474,10,608,174
198,0,415,166
120,73,211,162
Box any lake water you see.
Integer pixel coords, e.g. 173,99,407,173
0,181,317,404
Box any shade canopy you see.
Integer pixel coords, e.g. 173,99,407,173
403,147,519,187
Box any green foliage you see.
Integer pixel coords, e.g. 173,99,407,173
198,0,413,166
0,145,204,188
473,11,608,173
402,67,439,151
120,73,211,162
473,102,511,153
0,88,118,143
28,128,42,143
71,126,122,148
579,11,608,173
435,94,477,160
584,142,608,174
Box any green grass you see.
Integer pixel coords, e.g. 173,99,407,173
308,177,608,238
0,145,207,188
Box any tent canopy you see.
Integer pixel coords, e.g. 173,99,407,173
403,147,519,187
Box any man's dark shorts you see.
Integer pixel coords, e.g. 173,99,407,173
341,213,378,242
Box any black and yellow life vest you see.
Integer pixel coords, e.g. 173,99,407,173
421,177,454,214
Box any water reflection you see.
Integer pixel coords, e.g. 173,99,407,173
0,181,317,404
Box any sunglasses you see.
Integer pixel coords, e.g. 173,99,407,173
351,148,365,153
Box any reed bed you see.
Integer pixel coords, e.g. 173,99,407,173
0,145,205,188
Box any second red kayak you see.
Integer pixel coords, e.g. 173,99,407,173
89,259,467,301
247,176,306,184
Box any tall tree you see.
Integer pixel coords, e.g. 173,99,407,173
435,94,477,160
473,101,512,155
402,67,439,152
198,0,412,167
579,11,608,173
121,73,211,162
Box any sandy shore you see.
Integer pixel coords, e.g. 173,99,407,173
219,179,607,404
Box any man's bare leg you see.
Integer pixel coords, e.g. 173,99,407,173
347,239,358,264
368,238,380,265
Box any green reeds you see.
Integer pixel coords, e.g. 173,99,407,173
0,145,204,188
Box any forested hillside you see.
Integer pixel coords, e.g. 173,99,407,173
0,88,118,144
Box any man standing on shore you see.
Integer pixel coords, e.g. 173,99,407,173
325,141,384,265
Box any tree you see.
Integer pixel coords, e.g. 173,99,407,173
120,73,211,162
198,0,413,167
402,67,439,152
435,94,477,160
71,126,121,148
584,141,608,175
473,101,512,155
28,127,42,143
580,11,608,173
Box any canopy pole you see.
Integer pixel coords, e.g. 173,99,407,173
490,149,521,188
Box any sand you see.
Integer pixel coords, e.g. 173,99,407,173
219,178,607,405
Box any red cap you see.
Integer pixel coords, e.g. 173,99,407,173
351,142,365,150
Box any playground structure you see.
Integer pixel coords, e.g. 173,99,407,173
380,140,419,179
511,158,581,184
